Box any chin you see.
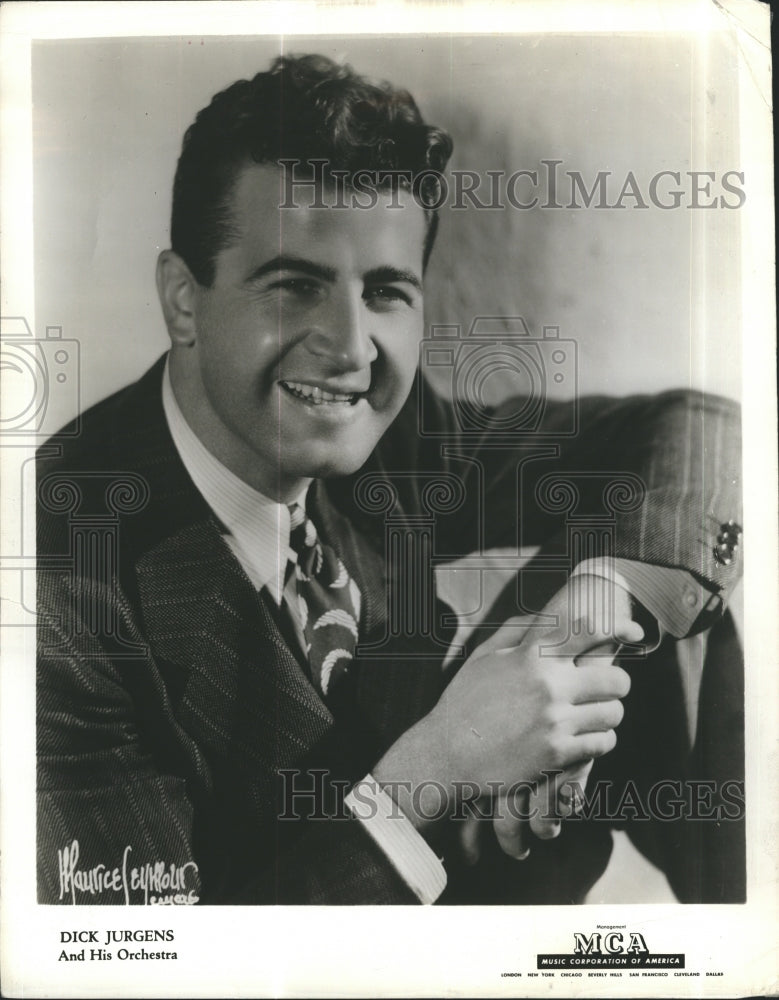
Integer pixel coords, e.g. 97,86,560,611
295,443,374,482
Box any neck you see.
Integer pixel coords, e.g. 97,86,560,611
168,349,312,502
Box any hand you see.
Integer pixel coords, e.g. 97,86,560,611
373,578,636,838
490,575,642,858
526,644,618,842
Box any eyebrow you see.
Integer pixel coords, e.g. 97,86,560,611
246,256,336,284
364,266,423,295
245,255,423,294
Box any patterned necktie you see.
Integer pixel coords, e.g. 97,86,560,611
287,503,362,701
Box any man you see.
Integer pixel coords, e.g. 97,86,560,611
37,54,743,905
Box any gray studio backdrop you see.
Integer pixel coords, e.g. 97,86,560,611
33,33,742,428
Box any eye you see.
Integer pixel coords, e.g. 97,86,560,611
364,285,413,309
271,277,323,299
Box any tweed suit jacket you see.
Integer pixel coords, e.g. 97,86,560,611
37,355,744,904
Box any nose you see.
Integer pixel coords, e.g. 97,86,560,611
304,288,378,372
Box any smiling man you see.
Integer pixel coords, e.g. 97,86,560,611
159,162,428,498
36,54,743,906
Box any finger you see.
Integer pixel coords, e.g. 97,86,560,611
568,573,634,630
527,573,646,660
530,758,595,838
573,631,642,666
570,664,632,702
550,617,643,658
528,766,577,826
572,697,625,734
574,638,621,667
531,759,595,840
557,759,593,815
527,779,562,839
529,813,561,840
493,800,531,860
470,615,535,660
566,727,618,762
458,813,483,866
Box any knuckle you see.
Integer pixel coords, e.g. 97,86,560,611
572,614,598,638
588,729,616,758
534,664,556,695
602,728,618,753
607,699,625,727
543,667,569,703
494,816,525,858
540,702,564,728
615,667,632,698
546,736,567,770
532,819,562,841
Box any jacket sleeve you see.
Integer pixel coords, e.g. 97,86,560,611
407,380,742,604
36,574,419,906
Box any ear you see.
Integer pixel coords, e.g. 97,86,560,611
156,250,198,347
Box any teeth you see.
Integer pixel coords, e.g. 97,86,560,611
282,380,357,404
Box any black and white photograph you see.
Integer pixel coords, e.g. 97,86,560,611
1,1,776,996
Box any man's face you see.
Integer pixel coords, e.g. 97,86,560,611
172,163,427,501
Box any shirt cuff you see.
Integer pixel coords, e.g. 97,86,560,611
345,775,447,904
573,558,720,639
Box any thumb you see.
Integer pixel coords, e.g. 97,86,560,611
468,615,536,661
546,573,645,658
555,618,644,659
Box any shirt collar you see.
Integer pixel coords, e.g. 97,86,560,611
161,357,305,602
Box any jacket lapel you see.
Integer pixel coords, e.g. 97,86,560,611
112,359,335,778
136,513,335,776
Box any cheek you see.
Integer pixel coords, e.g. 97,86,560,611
387,327,423,389
197,300,280,376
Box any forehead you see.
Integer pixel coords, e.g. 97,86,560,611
221,163,428,271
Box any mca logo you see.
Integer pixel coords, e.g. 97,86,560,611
537,927,682,969
573,932,649,955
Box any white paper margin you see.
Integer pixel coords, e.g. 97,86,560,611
1,1,776,997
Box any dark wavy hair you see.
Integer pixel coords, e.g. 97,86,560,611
171,54,453,286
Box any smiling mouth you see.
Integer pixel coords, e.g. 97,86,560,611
280,380,364,406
